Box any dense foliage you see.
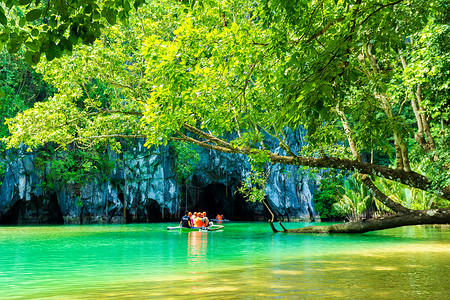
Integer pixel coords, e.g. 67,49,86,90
0,0,144,64
0,51,52,138
313,174,344,220
34,143,115,194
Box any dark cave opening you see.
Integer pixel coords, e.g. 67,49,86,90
0,193,64,225
146,199,171,222
46,193,65,224
0,198,21,224
187,182,265,221
191,183,231,219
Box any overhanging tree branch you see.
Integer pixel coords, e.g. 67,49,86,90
175,123,447,200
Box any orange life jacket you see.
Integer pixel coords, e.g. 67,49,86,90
194,217,204,227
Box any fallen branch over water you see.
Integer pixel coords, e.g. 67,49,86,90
269,208,450,233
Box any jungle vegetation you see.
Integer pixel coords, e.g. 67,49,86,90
1,0,450,232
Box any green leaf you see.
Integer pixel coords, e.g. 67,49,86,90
92,9,101,20
133,0,145,10
123,0,131,12
84,5,93,14
31,28,39,36
24,50,34,65
31,51,41,65
105,9,117,25
25,40,39,51
0,32,8,43
57,23,69,35
49,16,57,28
45,42,62,61
7,34,22,54
26,9,42,22
308,120,317,136
0,88,5,98
24,44,40,62
118,10,129,25
20,16,28,26
59,36,72,51
0,10,7,26
314,99,323,112
69,24,79,44
82,33,95,45
5,0,14,9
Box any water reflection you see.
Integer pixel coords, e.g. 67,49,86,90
187,231,207,263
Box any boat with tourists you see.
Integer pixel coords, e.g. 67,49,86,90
167,224,224,231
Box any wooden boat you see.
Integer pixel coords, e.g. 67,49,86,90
167,224,224,231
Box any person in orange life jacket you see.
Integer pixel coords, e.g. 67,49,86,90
202,212,210,227
179,211,192,228
194,213,204,228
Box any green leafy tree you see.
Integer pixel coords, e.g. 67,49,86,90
0,50,53,138
0,0,145,64
34,143,115,195
313,173,345,220
3,0,450,233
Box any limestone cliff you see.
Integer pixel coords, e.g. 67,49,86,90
0,139,319,224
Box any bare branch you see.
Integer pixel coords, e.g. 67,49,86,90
306,17,345,43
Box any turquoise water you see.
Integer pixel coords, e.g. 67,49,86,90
0,222,449,299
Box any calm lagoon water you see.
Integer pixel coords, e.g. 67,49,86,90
0,222,449,299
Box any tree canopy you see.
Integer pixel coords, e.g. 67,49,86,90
2,0,450,232
0,0,144,65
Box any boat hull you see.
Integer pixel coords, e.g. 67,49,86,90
167,225,224,231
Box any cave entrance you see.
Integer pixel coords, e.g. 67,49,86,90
0,198,21,224
187,183,259,221
188,183,231,219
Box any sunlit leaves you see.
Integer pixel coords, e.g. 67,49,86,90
0,0,145,64
3,0,450,196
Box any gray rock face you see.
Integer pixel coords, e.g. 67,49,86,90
0,136,319,224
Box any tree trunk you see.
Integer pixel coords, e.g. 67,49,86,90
336,106,361,162
269,208,450,233
366,44,411,172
